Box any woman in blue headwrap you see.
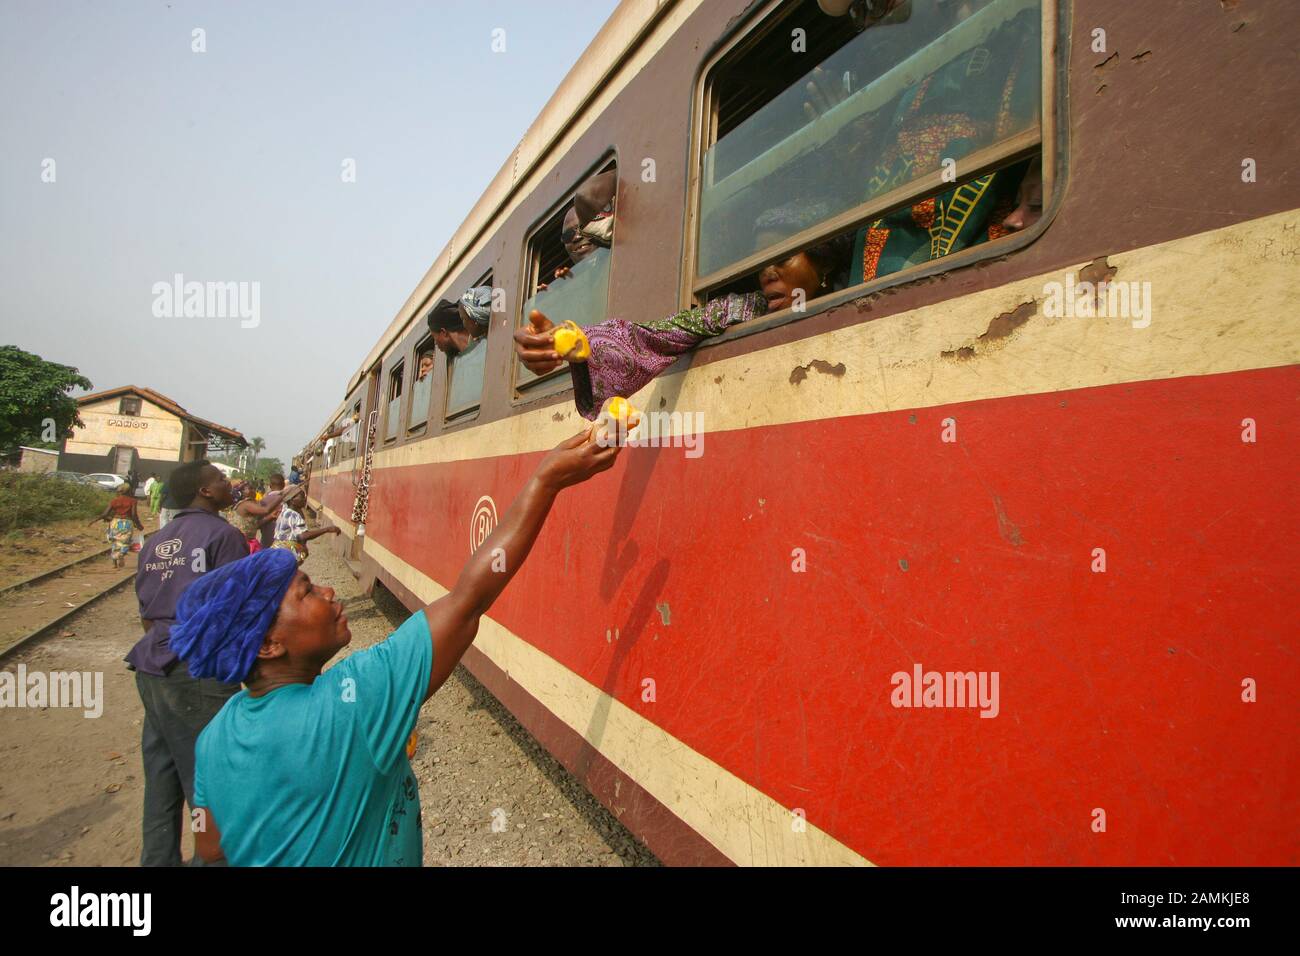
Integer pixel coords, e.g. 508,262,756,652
173,426,620,866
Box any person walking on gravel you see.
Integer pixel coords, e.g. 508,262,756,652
90,483,144,570
171,427,619,866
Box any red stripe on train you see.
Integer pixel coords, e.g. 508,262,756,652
343,365,1300,865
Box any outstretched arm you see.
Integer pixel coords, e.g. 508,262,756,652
419,428,619,700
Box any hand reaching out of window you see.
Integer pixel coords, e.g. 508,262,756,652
514,309,562,376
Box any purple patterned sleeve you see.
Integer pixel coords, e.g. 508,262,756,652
569,292,768,419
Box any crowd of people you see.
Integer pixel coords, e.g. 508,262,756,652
113,429,615,867
85,459,353,864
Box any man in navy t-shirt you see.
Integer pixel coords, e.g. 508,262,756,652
128,459,248,866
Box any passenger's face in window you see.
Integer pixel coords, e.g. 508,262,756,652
417,353,435,379
562,207,597,263
757,249,825,312
1001,159,1043,233
433,328,469,356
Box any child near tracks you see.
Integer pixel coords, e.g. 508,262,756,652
269,485,339,564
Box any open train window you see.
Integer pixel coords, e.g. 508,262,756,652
383,361,404,442
690,0,1050,311
445,270,494,421
514,157,618,394
409,335,436,430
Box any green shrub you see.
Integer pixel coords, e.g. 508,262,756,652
0,472,111,533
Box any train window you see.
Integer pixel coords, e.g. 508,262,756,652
445,271,494,420
693,0,1046,302
409,336,436,429
515,160,618,392
351,400,362,457
383,361,404,442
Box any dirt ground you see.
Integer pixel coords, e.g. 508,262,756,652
0,538,659,867
0,515,137,590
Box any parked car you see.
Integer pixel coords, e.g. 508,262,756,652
51,470,95,485
84,472,130,492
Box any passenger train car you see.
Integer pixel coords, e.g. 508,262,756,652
301,0,1298,865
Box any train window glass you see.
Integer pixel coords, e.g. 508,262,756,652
701,151,1041,318
119,396,142,416
516,160,618,391
384,361,404,442
445,271,494,420
409,336,436,429
695,0,1043,291
446,334,488,417
332,404,351,461
348,400,362,458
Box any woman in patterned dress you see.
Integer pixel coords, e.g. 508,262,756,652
89,484,144,570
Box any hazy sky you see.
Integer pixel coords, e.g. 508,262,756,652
0,0,619,464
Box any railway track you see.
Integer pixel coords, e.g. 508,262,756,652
0,534,156,662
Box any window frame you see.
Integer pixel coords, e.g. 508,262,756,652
680,0,1064,319
119,396,142,416
509,152,620,406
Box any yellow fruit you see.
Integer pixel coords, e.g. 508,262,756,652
554,321,590,361
601,397,641,435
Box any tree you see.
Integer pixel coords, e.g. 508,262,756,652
0,346,92,453
251,457,285,482
249,436,266,468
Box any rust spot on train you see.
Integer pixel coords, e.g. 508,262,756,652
980,300,1037,342
991,494,1024,547
1093,51,1118,73
941,300,1037,360
789,359,847,385
1079,256,1119,309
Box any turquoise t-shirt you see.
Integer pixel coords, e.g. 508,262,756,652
193,611,433,866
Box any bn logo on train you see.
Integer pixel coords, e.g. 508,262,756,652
470,496,497,554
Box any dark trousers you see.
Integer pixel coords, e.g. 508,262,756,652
135,662,239,866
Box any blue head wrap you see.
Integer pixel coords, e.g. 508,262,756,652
169,548,300,684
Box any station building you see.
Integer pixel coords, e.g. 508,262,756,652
58,385,246,481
